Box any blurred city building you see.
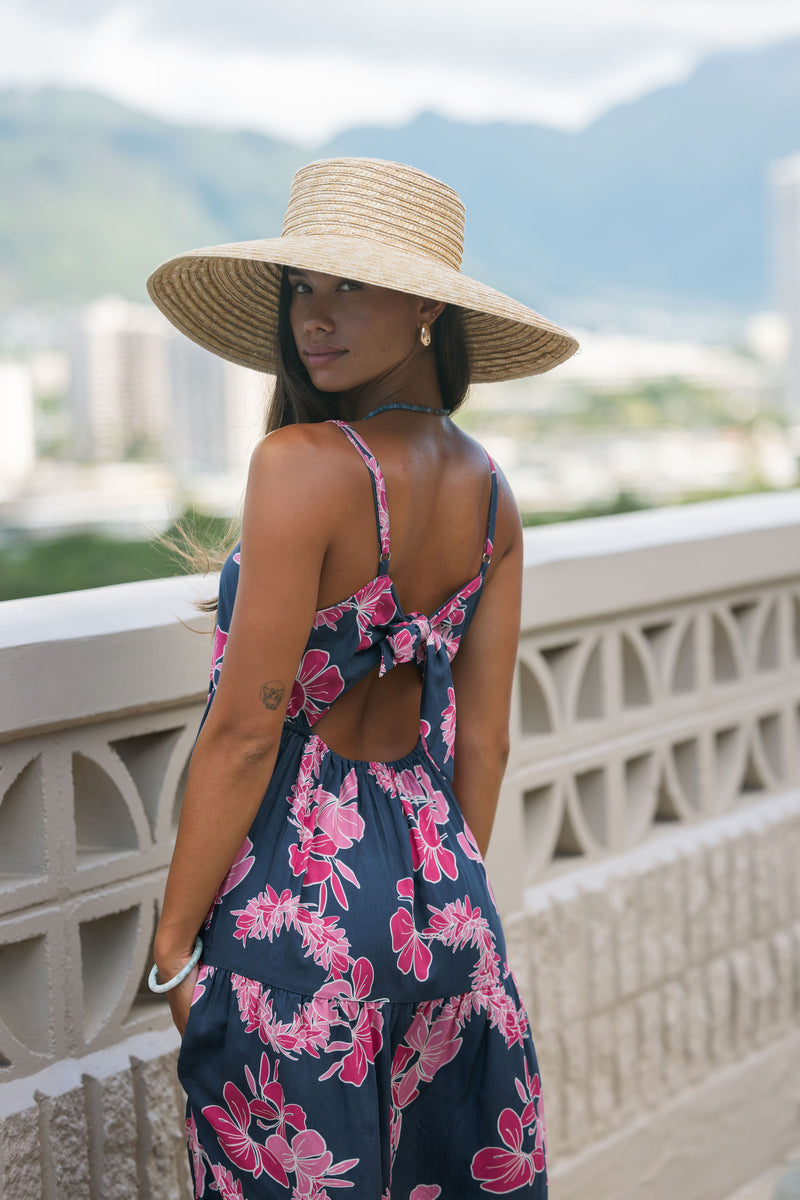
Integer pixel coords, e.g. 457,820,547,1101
168,336,266,481
69,298,172,462
770,154,800,413
0,362,35,502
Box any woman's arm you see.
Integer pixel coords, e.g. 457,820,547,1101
450,472,523,857
153,426,336,1031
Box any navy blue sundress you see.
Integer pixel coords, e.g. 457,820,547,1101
178,420,548,1199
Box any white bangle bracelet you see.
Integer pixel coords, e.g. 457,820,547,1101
148,936,203,994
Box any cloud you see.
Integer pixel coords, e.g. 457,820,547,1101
3,0,800,141
17,0,800,64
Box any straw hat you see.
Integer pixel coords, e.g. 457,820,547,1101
146,157,579,383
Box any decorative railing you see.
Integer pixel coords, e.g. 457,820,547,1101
1,491,799,1200
0,577,211,1088
486,490,800,915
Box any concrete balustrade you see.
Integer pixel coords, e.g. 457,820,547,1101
1,492,799,1199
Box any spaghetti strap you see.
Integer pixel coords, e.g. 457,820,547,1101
329,420,391,572
482,454,499,572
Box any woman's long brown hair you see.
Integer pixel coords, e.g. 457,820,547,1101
165,267,471,613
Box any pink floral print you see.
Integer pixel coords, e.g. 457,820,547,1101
209,1162,245,1200
202,1055,358,1194
286,649,346,722
288,768,365,911
181,425,547,1196
471,1066,546,1193
441,687,457,762
390,877,433,981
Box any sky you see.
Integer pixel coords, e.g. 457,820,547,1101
2,0,800,143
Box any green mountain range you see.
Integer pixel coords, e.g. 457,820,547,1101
1,35,799,328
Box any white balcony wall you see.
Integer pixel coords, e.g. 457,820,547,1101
1,493,799,1199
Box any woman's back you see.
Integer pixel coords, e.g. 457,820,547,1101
297,415,502,763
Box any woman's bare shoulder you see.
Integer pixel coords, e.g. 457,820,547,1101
247,421,366,508
450,425,522,560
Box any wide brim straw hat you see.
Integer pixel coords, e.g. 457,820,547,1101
146,157,579,383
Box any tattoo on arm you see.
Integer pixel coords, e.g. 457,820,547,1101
259,681,286,711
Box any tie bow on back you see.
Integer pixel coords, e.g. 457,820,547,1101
379,613,450,677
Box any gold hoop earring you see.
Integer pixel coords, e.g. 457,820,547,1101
419,322,431,347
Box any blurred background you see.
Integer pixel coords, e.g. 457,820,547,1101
2,0,800,599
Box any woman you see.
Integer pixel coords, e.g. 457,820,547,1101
147,158,578,1199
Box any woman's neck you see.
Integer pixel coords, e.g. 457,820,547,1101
336,354,444,422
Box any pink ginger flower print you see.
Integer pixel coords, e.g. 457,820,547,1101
368,759,398,796
186,1113,206,1196
515,1061,546,1167
289,770,364,911
209,1163,245,1200
407,1005,462,1085
390,1001,462,1112
286,649,345,722
471,1104,545,1193
425,896,489,954
436,577,478,627
409,804,458,884
233,885,303,944
390,904,433,981
206,837,256,926
191,963,214,1006
245,1055,308,1140
410,1187,442,1200
315,955,374,1007
353,576,396,648
297,910,352,977
319,1001,384,1087
396,766,448,821
441,687,457,762
476,987,528,1049
312,601,347,631
386,625,417,664
457,821,483,862
315,959,384,1086
203,1081,282,1180
264,1128,358,1194
389,876,432,981
314,769,365,850
221,837,256,895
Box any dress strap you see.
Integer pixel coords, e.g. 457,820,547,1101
481,455,499,574
328,420,392,572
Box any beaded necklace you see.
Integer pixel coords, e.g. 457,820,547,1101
361,401,451,420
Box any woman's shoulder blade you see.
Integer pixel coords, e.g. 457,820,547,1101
245,422,360,517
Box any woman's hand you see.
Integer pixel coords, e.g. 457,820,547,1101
166,967,200,1037
154,944,201,1037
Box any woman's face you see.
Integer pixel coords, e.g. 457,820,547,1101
287,268,425,392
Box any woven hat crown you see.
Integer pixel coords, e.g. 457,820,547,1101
281,159,466,272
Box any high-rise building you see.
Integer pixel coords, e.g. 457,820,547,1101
69,298,172,461
0,362,36,501
68,297,266,480
169,337,266,480
770,154,800,413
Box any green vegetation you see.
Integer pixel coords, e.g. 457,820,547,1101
0,483,790,601
520,480,783,527
521,491,649,526
0,510,236,601
458,379,787,438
